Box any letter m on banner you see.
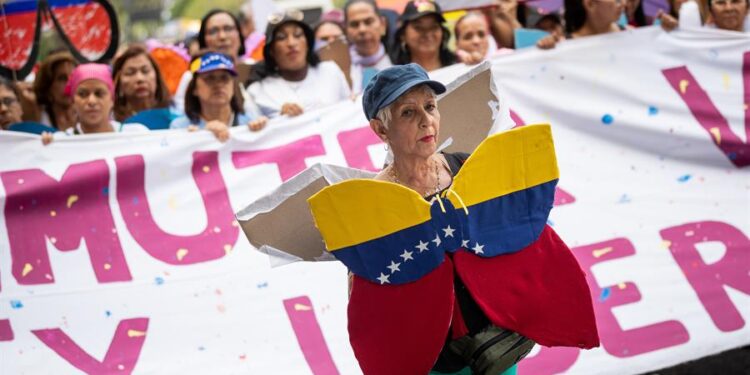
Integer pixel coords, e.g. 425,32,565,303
662,51,750,168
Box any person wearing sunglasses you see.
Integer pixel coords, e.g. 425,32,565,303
536,0,625,49
170,52,268,141
248,10,352,118
0,77,24,130
391,1,457,72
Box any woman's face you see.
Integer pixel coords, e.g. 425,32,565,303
74,80,113,128
194,70,235,108
272,23,309,72
204,13,242,58
51,61,74,107
383,86,440,159
316,22,344,44
711,0,749,31
346,2,386,57
588,0,624,26
456,15,489,57
0,86,23,129
119,54,157,102
403,15,443,57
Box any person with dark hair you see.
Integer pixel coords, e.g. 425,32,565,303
33,51,77,131
112,45,172,122
708,0,748,31
485,0,527,48
391,0,456,72
170,52,267,141
314,20,346,46
344,0,393,93
248,10,351,118
199,9,246,59
625,0,650,26
0,77,23,130
536,0,624,49
454,12,507,64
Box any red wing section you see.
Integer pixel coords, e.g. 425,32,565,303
49,0,117,61
347,258,455,375
453,225,600,348
0,0,39,74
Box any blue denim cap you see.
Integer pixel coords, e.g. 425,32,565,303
190,52,237,76
362,63,446,121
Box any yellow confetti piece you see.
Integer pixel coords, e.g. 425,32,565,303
50,210,57,217
22,263,33,277
618,283,627,290
722,73,730,90
679,79,689,94
224,244,232,254
176,248,189,261
17,178,24,184
202,166,210,173
685,230,694,236
66,195,79,208
294,303,312,311
592,247,613,258
709,127,721,144
661,240,672,249
127,329,146,338
104,263,112,270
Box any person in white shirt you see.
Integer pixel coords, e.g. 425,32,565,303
248,10,352,118
343,0,393,93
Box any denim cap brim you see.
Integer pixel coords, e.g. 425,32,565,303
363,63,447,121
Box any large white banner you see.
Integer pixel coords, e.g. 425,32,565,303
0,26,748,374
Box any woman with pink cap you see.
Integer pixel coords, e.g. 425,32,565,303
42,63,148,144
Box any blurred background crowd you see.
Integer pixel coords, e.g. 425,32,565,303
0,0,747,142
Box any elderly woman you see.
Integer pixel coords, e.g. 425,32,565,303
112,45,172,122
0,77,23,130
170,52,267,141
248,10,351,117
343,0,393,93
34,51,77,131
391,0,456,71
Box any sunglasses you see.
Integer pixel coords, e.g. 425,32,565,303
268,9,305,25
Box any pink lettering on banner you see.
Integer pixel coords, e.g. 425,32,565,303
0,319,13,341
573,238,690,357
662,52,750,168
518,346,580,375
33,317,148,374
0,161,131,286
510,109,525,128
337,126,383,171
283,296,340,375
232,135,327,181
553,187,576,206
115,152,238,265
661,221,750,332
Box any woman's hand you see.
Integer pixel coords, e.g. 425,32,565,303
457,49,485,65
248,116,268,132
205,120,230,142
537,32,562,50
41,131,54,145
656,10,678,31
280,102,304,117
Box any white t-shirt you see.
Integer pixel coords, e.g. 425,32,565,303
350,54,392,94
248,61,352,117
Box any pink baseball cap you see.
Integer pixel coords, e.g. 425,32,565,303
64,63,114,98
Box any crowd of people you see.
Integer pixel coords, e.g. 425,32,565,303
0,0,747,142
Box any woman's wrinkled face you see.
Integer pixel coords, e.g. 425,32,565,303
195,70,235,108
711,0,749,31
119,54,157,102
384,86,440,159
74,80,113,128
403,15,443,56
272,22,309,72
346,2,386,57
51,61,74,107
456,15,489,57
0,86,23,129
204,13,242,58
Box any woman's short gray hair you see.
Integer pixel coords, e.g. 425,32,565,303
374,84,437,129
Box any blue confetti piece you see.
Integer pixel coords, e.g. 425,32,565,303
618,194,631,203
599,288,611,301
677,174,692,183
728,152,737,160
257,282,268,289
132,197,139,205
648,106,659,116
102,187,109,196
198,346,206,351
105,310,112,317
154,277,165,285
601,114,614,125
10,300,23,309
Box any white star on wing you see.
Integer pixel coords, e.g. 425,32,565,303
472,243,485,255
377,272,390,284
400,250,414,261
461,240,470,248
442,225,455,238
415,240,429,252
432,234,442,247
387,261,401,273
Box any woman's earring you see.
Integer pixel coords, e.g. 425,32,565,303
384,142,390,151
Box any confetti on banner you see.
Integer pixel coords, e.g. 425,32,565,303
661,240,672,249
66,195,79,208
709,127,721,144
202,166,210,173
599,287,611,301
294,303,312,311
679,79,689,94
593,247,613,258
154,277,165,285
176,248,189,261
127,330,146,338
618,194,631,203
22,263,33,277
677,174,692,183
617,283,627,290
10,300,23,309
648,106,659,116
601,114,614,125
722,73,730,89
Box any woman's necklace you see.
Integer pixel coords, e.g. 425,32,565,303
390,157,440,197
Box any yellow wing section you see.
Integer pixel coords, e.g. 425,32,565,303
446,124,559,208
308,179,432,251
